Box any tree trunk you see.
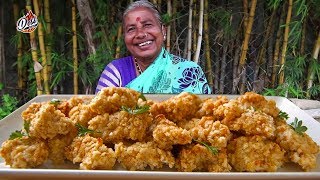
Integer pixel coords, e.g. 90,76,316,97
0,0,5,88
115,24,122,59
219,40,228,93
271,6,285,88
26,0,43,95
186,0,193,60
166,0,172,52
77,0,96,55
237,0,257,94
204,0,213,90
253,9,275,92
33,0,50,94
278,0,293,84
306,31,320,97
13,2,26,90
242,0,248,37
72,0,78,94
44,0,52,85
194,0,203,64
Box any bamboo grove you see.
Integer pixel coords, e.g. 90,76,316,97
1,0,320,103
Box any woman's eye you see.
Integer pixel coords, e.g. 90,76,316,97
127,27,135,33
144,24,152,28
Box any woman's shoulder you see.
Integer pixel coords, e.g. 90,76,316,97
107,56,133,68
111,56,132,64
170,54,200,67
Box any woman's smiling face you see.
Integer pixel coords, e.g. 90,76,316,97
123,7,165,62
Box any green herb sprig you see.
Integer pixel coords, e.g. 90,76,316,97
50,98,61,105
121,105,150,115
290,117,307,135
279,111,289,120
76,123,100,137
194,140,219,155
9,130,26,140
9,122,31,140
139,93,147,101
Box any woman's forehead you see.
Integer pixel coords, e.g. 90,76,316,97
124,7,157,24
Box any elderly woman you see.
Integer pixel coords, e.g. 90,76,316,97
96,0,211,94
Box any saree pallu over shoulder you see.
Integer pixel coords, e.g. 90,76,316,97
126,48,211,94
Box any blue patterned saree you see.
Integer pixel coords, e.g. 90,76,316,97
126,48,211,94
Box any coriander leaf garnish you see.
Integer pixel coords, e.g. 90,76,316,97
9,130,26,140
139,93,147,101
290,117,307,135
24,121,30,135
279,111,289,120
50,98,61,105
194,140,219,155
121,105,150,115
76,123,97,137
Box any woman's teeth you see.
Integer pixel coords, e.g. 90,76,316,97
138,41,152,47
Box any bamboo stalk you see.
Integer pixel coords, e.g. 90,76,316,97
242,0,248,37
271,7,285,88
33,0,50,94
254,9,275,89
26,0,43,95
115,24,122,59
238,0,257,93
72,0,78,94
219,40,228,94
166,0,172,52
192,0,197,57
204,0,213,90
278,0,293,84
44,0,52,84
187,0,193,60
194,0,203,64
13,2,26,89
306,31,320,97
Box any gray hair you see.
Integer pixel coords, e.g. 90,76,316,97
123,0,162,25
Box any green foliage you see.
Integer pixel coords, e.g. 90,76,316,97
208,7,234,37
267,0,282,10
290,117,308,135
263,82,306,98
0,83,19,120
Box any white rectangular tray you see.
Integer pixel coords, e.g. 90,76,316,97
0,94,319,179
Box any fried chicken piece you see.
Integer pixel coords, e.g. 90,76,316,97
69,104,98,126
88,110,153,143
65,134,116,170
228,135,285,172
150,92,202,122
0,136,48,168
29,104,74,139
175,144,231,172
228,108,276,138
115,141,175,171
56,96,92,117
215,99,245,124
190,117,231,148
21,102,42,122
152,114,192,150
89,87,141,115
275,119,320,171
237,92,280,118
196,96,228,118
47,126,78,165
